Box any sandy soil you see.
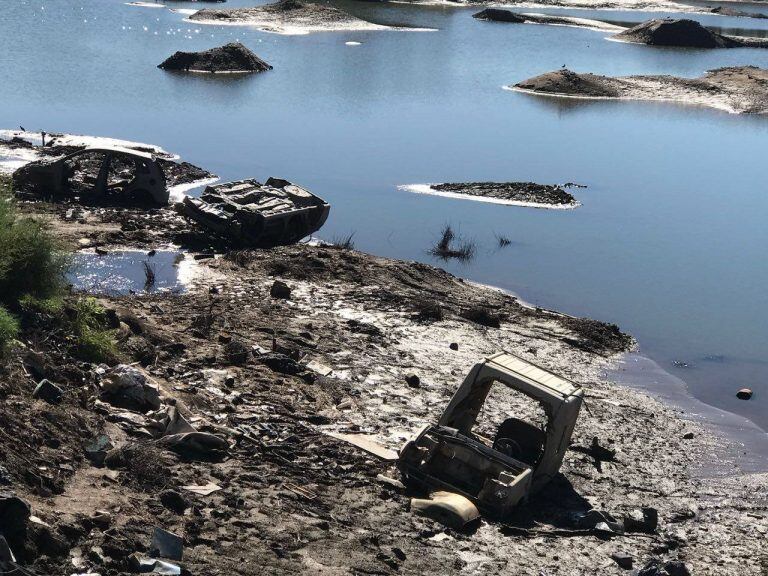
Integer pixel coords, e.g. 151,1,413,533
512,66,768,114
1,199,765,575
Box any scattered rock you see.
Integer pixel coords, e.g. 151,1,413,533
32,379,63,404
736,388,753,400
663,560,691,576
158,42,273,74
405,374,421,388
611,552,633,569
159,490,188,515
0,492,31,552
449,342,459,351
682,432,694,439
223,340,249,365
85,435,114,467
270,280,292,299
623,508,658,534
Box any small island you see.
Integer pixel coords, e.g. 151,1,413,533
158,43,273,74
513,66,768,114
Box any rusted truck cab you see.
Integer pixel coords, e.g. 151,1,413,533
398,353,583,516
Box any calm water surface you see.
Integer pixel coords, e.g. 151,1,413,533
2,0,767,431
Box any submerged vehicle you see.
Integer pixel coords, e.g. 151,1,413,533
398,352,583,516
12,146,169,205
179,178,330,247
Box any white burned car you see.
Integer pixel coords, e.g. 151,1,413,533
398,353,583,516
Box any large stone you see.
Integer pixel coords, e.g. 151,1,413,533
32,379,63,404
270,280,292,300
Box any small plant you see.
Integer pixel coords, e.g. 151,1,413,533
0,177,67,309
495,234,512,248
71,297,118,363
429,224,476,262
331,232,356,250
0,306,20,355
142,261,156,292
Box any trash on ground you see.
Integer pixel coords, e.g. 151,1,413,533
410,491,481,530
100,365,162,413
325,432,399,461
149,527,183,561
181,482,222,496
398,352,583,516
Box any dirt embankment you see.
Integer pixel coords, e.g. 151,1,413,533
612,18,768,48
188,0,393,34
158,42,273,74
1,201,765,575
513,66,768,114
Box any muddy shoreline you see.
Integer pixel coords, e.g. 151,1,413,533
1,194,764,575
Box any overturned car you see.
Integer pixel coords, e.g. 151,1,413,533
12,146,169,206
179,178,330,247
398,353,583,517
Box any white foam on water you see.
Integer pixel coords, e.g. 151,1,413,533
170,8,199,16
125,2,165,8
397,183,580,209
346,41,362,45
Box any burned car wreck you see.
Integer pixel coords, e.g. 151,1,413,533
179,178,330,247
12,146,169,206
398,353,583,518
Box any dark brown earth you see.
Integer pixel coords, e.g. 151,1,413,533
472,8,526,23
1,200,765,575
612,18,768,48
513,66,768,114
430,182,579,207
158,42,273,74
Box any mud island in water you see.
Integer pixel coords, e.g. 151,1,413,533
401,181,581,208
513,66,768,114
158,42,273,74
188,0,396,34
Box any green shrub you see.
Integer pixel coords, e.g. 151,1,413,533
0,306,20,354
71,297,118,364
0,177,67,309
19,294,65,315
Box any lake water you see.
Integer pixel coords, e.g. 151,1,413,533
2,0,767,432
